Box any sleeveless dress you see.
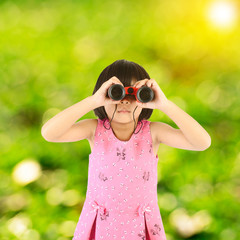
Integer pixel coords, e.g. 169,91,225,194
72,118,167,240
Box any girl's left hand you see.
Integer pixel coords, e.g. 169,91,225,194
133,79,169,111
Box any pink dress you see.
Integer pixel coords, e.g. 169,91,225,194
72,118,167,240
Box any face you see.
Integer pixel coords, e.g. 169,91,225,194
104,79,143,124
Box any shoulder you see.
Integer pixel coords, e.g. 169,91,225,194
147,120,161,129
149,121,166,144
149,121,157,135
87,118,98,140
91,118,98,124
146,121,159,143
91,118,98,128
149,121,183,145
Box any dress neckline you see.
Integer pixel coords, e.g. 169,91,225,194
103,118,143,143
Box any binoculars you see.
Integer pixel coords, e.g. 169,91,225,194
107,84,154,103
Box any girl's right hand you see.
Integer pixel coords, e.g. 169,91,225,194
93,76,124,107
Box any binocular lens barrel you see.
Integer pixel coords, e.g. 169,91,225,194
137,87,154,103
107,84,125,101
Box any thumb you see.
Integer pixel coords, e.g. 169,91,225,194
136,101,144,107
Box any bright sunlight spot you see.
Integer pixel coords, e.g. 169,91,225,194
206,1,238,29
12,159,42,186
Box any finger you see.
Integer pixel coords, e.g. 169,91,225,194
146,79,156,88
112,76,124,86
147,80,153,88
108,79,123,88
134,79,149,88
115,80,124,87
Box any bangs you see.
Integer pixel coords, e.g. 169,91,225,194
106,60,148,87
98,59,150,87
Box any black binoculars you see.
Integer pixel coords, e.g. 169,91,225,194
107,84,154,103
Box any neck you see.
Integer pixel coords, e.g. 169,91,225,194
110,118,139,134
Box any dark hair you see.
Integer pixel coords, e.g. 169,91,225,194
92,59,153,122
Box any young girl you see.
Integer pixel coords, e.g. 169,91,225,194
41,59,211,240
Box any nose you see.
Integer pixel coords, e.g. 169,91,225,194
120,98,130,104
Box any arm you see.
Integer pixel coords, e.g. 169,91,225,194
41,96,100,140
133,78,211,151
41,76,125,141
158,100,211,151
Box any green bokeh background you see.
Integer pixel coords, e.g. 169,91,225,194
1,0,240,239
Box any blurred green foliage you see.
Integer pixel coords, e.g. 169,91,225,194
0,0,240,239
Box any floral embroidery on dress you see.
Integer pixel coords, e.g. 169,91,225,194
150,224,161,235
100,210,109,221
116,147,126,161
143,171,150,182
98,172,108,181
149,143,152,154
91,200,110,221
137,229,146,240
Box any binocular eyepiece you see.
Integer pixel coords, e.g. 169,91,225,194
107,84,154,103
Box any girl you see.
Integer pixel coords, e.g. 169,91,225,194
41,59,211,240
